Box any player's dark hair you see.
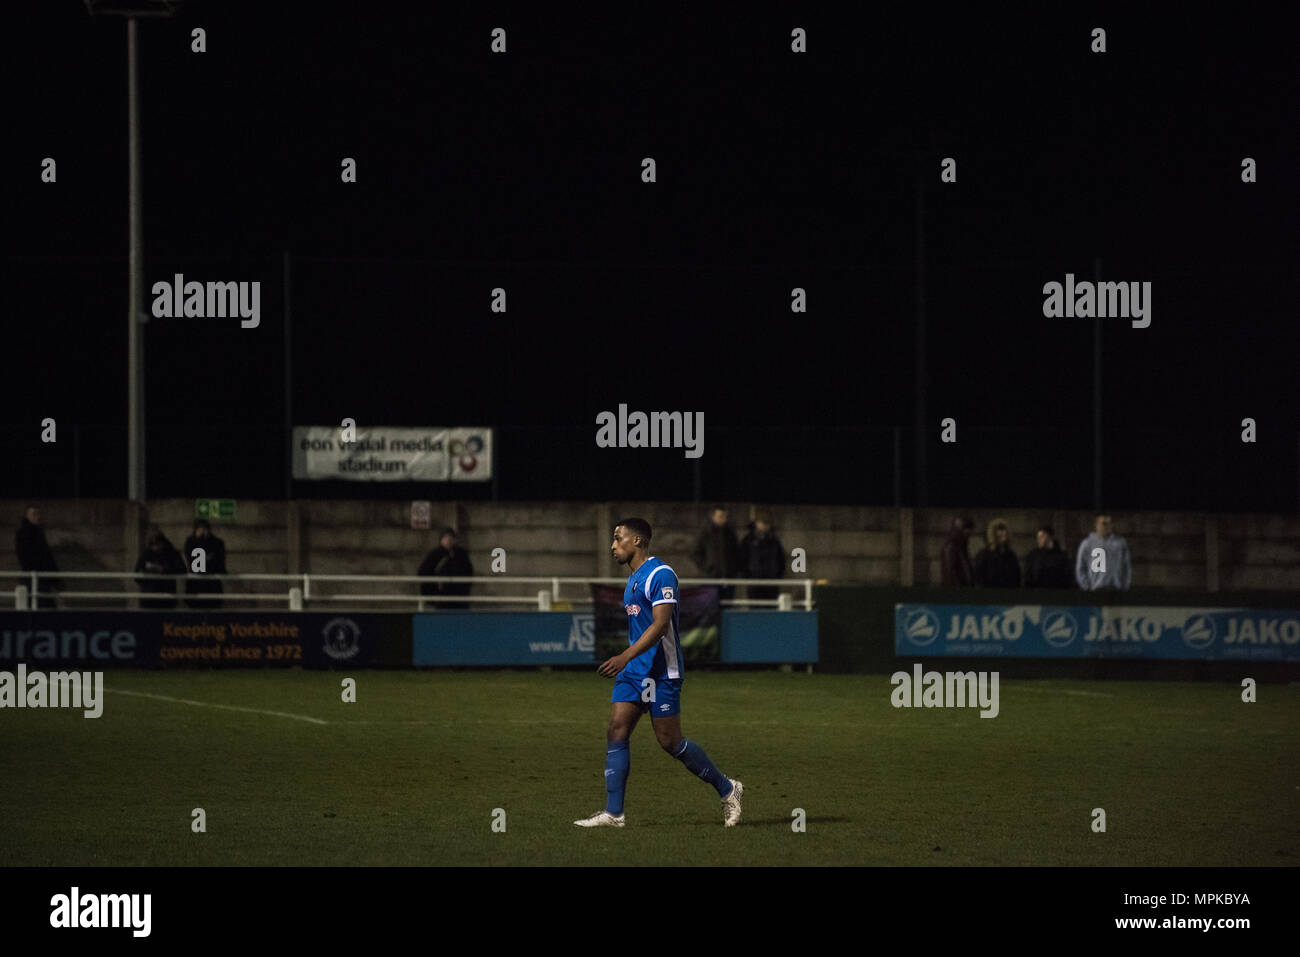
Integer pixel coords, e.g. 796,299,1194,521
617,517,652,545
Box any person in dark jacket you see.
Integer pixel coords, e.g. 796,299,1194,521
418,527,474,609
183,519,228,609
738,511,785,603
135,526,185,609
973,517,1021,587
692,505,741,603
1023,525,1073,588
939,516,975,586
16,505,61,608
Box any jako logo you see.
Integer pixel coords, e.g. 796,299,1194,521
595,404,703,459
50,887,151,937
1181,614,1215,649
1042,610,1079,648
902,608,941,646
151,274,260,329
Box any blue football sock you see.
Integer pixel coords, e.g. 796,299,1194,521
604,740,630,815
673,739,732,797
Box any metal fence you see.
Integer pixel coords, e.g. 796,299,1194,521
0,571,814,613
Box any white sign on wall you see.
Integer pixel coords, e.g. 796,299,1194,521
292,426,492,481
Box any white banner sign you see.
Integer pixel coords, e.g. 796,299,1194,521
292,426,492,481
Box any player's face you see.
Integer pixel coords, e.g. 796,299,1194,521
1036,530,1049,549
611,527,636,565
1096,516,1112,537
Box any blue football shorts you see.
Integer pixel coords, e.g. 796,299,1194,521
611,672,682,717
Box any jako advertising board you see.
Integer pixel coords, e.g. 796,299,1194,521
895,603,1300,661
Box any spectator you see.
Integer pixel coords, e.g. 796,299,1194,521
1075,513,1132,591
939,516,975,586
1024,525,1073,588
973,517,1021,587
183,519,228,610
692,505,741,604
739,510,784,604
134,526,184,609
418,527,474,610
16,505,61,609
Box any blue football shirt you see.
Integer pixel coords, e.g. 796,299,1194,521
621,557,682,679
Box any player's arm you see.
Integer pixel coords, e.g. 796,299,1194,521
597,603,673,677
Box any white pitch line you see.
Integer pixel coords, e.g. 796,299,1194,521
338,718,589,725
338,718,801,727
105,688,328,725
1014,686,1115,698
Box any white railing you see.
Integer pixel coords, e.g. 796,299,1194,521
0,571,814,612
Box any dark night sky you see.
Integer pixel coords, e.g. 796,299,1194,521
4,6,1297,509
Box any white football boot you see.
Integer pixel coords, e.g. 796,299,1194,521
722,779,744,827
573,810,625,827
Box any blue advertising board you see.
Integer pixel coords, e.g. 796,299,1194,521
413,612,596,665
720,611,818,663
895,604,1300,661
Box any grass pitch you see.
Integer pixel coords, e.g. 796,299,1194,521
2,669,1296,866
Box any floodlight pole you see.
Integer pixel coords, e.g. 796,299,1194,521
913,172,927,508
1092,257,1102,512
127,16,146,503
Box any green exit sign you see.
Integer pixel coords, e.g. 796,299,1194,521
195,499,235,520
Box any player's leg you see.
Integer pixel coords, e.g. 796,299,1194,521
575,684,643,827
603,700,641,812
651,712,732,797
649,679,740,809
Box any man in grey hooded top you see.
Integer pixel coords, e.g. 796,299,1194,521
1075,513,1132,591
